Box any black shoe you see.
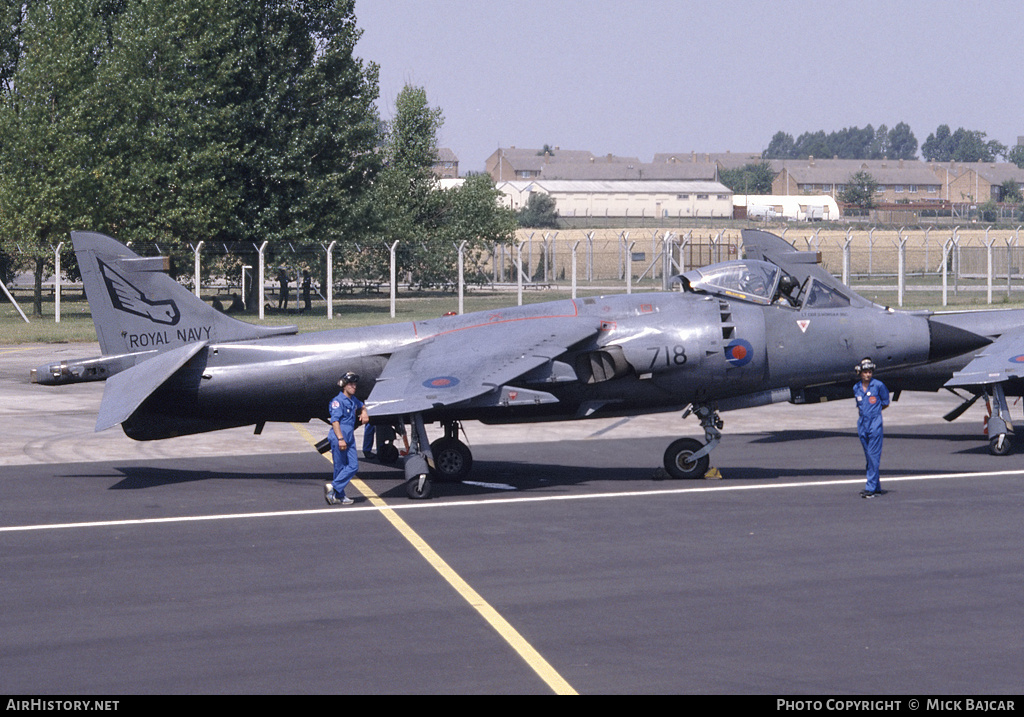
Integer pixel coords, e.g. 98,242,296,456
861,491,875,499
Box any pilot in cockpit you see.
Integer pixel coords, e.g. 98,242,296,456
773,274,799,306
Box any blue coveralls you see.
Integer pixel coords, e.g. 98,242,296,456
327,391,364,499
854,377,890,493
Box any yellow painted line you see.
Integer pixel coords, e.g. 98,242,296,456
292,422,577,696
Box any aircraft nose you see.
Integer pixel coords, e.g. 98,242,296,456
927,318,991,362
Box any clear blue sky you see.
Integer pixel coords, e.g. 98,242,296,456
354,0,1024,173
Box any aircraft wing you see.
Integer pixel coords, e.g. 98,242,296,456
945,327,1024,387
365,317,599,415
95,341,206,431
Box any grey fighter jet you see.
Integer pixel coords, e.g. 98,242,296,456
31,229,1021,498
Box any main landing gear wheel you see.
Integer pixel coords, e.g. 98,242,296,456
406,474,432,499
429,437,473,482
663,438,710,480
989,435,1013,456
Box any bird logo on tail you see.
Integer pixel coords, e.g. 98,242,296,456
98,259,180,326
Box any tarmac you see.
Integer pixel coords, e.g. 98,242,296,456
2,343,1024,694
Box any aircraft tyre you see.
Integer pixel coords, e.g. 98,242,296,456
429,437,473,482
378,443,400,464
989,434,1013,456
406,474,432,499
664,438,710,480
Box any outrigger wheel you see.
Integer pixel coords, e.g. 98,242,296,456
406,473,432,499
663,437,710,480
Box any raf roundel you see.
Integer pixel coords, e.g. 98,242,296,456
422,376,460,389
1009,355,1024,364
725,338,754,367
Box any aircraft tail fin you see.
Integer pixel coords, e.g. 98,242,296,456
72,231,296,356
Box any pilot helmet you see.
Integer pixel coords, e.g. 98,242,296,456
338,372,360,387
856,358,876,374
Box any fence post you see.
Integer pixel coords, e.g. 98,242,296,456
867,227,875,276
256,241,268,320
924,226,931,273
456,241,466,314
842,228,852,286
571,240,580,299
896,230,907,307
389,240,399,318
662,233,675,290
325,241,336,320
950,228,958,299
1006,231,1017,299
191,241,204,298
618,231,630,280
516,241,524,307
942,239,951,307
626,241,635,294
54,243,63,323
542,232,551,283
585,231,594,282
984,226,994,305
680,230,692,275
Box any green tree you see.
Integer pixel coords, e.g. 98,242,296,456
763,131,795,159
0,0,382,309
94,0,243,262
227,0,381,258
371,84,515,287
431,175,518,284
1000,179,1023,204
0,0,106,315
718,161,777,195
922,125,1006,162
1009,144,1024,169
517,192,559,228
839,170,879,210
763,124,917,161
887,122,919,160
369,84,444,284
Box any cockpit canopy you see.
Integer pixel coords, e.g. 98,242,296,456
681,260,782,305
679,259,850,309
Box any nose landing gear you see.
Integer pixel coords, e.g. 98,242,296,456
664,403,722,479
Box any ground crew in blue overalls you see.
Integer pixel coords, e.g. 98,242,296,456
853,358,890,499
324,372,369,506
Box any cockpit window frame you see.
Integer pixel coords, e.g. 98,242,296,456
682,260,782,306
796,277,852,310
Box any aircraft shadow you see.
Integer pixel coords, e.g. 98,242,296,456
749,428,988,445
55,452,327,490
361,459,870,500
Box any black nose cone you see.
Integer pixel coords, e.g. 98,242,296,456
928,319,991,362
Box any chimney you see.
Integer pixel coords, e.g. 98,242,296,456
808,155,815,167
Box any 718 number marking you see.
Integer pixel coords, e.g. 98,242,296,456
647,345,687,369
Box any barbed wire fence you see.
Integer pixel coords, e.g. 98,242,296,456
6,224,1024,324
